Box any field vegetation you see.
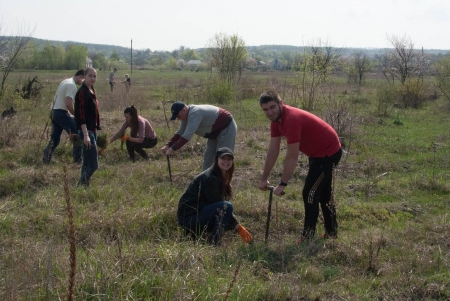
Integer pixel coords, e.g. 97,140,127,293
0,66,449,300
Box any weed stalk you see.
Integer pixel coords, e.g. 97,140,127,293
63,164,76,301
223,259,241,301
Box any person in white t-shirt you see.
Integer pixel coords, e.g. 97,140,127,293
43,69,85,164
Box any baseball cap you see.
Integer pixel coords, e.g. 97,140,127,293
170,102,185,120
216,147,234,159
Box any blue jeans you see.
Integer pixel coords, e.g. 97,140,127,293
178,201,236,245
43,109,82,164
78,131,98,186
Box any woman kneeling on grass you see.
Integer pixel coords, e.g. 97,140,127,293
177,147,253,246
109,105,157,162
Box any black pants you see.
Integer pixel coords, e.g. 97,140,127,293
302,148,342,238
126,137,157,161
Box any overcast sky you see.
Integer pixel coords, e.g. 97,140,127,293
1,0,450,51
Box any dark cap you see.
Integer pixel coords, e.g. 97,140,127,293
216,147,234,159
170,101,185,120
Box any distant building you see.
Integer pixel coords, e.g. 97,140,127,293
271,59,285,70
187,59,203,71
187,60,202,67
85,57,93,68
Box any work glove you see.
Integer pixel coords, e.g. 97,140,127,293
237,224,253,244
121,135,129,141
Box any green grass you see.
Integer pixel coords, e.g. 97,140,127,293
0,69,449,300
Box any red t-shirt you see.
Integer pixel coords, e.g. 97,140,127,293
270,104,341,158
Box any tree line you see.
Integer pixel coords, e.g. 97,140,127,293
2,25,450,109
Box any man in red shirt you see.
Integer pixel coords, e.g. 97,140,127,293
257,90,342,242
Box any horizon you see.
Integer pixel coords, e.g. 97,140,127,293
2,0,450,51
26,36,450,53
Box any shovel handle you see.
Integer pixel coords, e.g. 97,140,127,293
264,185,284,243
265,187,273,242
265,185,285,195
166,156,172,182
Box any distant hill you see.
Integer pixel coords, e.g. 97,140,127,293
29,38,131,57
28,38,449,59
250,44,449,58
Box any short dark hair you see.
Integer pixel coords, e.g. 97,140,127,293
259,90,281,105
74,69,85,76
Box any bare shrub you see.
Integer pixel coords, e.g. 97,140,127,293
194,78,236,105
264,76,285,94
400,79,428,109
236,75,262,101
434,55,450,104
0,114,20,147
376,83,398,116
322,94,352,137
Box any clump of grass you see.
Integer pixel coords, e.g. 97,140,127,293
365,233,386,273
96,133,109,149
393,111,404,125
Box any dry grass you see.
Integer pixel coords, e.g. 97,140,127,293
0,70,449,300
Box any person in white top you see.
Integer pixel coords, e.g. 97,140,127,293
43,69,85,164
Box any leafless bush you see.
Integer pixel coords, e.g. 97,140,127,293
265,76,285,94
236,75,262,101
376,83,398,116
322,95,352,137
365,233,386,273
400,79,428,109
0,114,20,147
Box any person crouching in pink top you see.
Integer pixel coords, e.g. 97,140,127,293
109,105,157,162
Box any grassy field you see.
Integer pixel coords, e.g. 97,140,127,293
0,69,449,300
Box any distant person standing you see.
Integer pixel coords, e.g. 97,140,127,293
75,67,101,187
43,69,85,164
109,67,117,91
161,101,237,171
122,74,131,92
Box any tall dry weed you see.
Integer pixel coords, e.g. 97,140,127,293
63,164,76,301
223,259,242,301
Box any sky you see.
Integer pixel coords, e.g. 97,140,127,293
1,0,450,51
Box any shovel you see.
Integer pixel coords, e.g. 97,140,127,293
264,186,285,243
166,156,172,182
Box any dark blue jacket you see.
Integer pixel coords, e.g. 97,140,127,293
177,166,225,218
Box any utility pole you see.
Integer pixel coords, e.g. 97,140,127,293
51,45,56,70
131,39,133,75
